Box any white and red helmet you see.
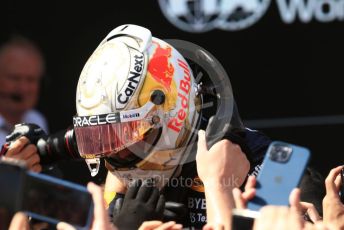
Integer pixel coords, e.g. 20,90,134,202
73,25,201,185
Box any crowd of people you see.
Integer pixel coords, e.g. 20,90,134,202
1,25,343,230
2,132,344,230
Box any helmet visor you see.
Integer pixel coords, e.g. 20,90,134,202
104,127,162,170
73,101,157,159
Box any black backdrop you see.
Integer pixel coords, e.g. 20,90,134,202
2,0,344,182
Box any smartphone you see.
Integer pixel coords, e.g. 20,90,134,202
247,141,310,211
0,161,25,230
0,160,93,229
232,209,259,230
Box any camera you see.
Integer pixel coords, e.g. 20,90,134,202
4,123,80,164
269,143,293,163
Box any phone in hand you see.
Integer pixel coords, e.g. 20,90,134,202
247,141,310,211
0,160,93,229
0,160,25,230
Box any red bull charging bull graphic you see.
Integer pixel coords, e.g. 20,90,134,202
148,41,175,91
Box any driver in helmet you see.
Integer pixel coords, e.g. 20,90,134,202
72,24,267,229
73,24,202,182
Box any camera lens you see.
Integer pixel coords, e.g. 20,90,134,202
269,144,292,163
281,150,288,160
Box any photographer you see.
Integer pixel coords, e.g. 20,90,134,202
0,36,48,146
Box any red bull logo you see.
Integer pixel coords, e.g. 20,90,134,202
148,41,174,91
167,59,191,133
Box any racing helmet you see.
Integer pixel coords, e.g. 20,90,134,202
73,25,202,184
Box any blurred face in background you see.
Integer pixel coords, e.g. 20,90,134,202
0,44,43,117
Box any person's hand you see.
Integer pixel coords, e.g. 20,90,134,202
233,176,322,224
289,188,323,224
196,130,250,230
112,179,165,230
3,137,41,172
8,212,29,230
57,182,117,230
303,222,329,230
196,130,250,189
110,198,185,228
138,221,182,230
253,205,303,230
253,189,327,230
253,204,328,230
298,201,322,223
232,175,256,209
322,165,344,229
202,223,225,230
253,190,303,230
